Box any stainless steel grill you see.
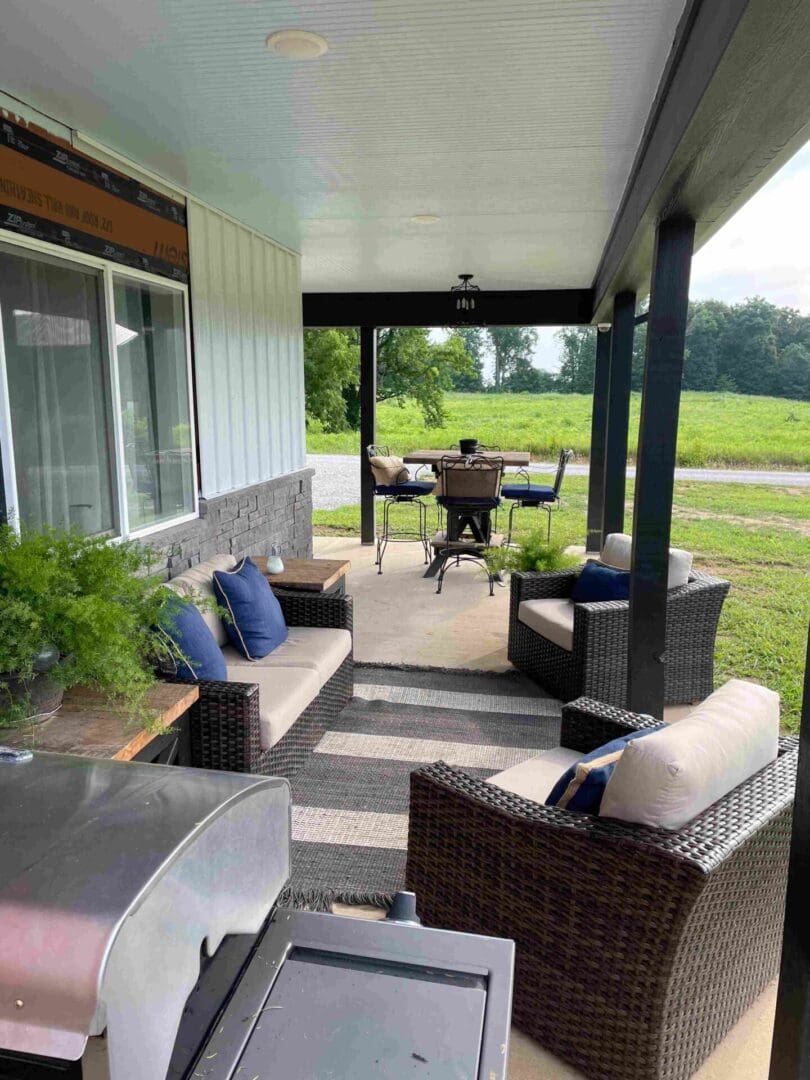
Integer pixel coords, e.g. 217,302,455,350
0,753,290,1080
1,753,513,1080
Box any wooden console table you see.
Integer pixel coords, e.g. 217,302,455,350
0,682,199,763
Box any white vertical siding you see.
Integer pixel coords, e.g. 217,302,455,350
187,200,305,498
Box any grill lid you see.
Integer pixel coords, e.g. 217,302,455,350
0,752,290,1080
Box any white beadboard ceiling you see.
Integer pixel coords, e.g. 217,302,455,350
0,0,686,292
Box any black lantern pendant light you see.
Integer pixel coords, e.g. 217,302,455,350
451,274,480,312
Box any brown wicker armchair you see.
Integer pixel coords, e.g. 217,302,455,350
508,566,730,706
406,697,796,1080
185,591,353,778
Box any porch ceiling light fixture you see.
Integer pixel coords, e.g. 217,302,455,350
451,273,480,312
265,29,329,59
410,214,441,225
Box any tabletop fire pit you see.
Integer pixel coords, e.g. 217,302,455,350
0,752,514,1080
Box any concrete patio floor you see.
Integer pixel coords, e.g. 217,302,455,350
315,533,778,1079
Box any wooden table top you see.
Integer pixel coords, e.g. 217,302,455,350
253,555,351,592
0,682,199,761
404,449,531,466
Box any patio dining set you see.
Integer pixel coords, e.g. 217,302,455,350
366,440,574,591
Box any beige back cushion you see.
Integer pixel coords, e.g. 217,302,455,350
601,532,693,589
369,455,409,486
165,554,236,646
439,461,501,500
600,679,780,830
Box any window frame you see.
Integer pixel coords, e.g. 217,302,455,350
0,230,199,539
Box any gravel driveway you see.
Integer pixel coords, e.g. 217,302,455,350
307,454,810,511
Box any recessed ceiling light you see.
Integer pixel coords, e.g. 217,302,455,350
410,214,441,225
266,29,329,60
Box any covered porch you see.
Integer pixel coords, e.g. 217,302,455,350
1,0,809,1078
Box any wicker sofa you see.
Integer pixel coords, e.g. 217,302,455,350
508,555,730,706
406,696,797,1080
163,556,353,777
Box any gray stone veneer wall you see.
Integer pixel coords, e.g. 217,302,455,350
144,467,314,580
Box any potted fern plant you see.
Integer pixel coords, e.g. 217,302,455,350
0,526,180,728
485,528,579,577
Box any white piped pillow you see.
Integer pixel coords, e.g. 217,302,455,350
600,532,692,589
599,680,780,830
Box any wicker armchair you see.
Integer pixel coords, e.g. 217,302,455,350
406,697,797,1080
185,591,353,777
508,566,730,706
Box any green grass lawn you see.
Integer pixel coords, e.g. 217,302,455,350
313,475,810,730
307,391,810,469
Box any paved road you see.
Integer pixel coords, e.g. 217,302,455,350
307,454,810,511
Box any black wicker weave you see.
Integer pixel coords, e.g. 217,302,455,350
184,591,353,779
508,567,730,706
406,697,797,1080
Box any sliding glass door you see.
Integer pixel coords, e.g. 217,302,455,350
0,238,197,538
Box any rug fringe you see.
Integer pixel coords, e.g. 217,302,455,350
278,884,394,914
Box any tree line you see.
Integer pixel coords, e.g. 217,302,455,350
303,296,810,433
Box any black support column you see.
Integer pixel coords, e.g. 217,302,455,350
359,326,377,545
627,217,695,717
769,628,810,1080
601,291,636,543
586,325,612,552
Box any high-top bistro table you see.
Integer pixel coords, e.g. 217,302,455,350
403,449,530,468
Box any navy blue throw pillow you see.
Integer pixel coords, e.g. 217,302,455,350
158,594,227,682
213,556,288,660
571,560,631,603
546,726,664,814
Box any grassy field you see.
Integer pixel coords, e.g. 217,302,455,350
313,475,810,730
307,391,810,469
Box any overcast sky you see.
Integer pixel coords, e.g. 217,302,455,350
527,139,810,372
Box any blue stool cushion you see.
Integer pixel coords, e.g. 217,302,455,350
501,484,556,503
436,496,501,509
374,481,435,496
213,556,288,660
158,594,227,682
571,560,631,603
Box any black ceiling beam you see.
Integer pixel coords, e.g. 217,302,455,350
592,0,810,320
303,289,593,329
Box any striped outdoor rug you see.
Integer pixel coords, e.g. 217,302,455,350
281,664,562,911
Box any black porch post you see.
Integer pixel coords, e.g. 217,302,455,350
586,325,612,552
601,291,636,543
360,326,377,545
627,217,695,717
769,627,810,1080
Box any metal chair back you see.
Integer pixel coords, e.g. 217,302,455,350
439,454,503,502
553,449,574,496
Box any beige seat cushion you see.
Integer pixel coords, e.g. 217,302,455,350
166,554,236,646
601,532,692,589
369,455,409,486
222,627,351,688
518,598,575,651
225,664,320,750
600,679,780,830
487,746,582,802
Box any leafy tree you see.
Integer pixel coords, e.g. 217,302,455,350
449,327,486,390
683,302,725,390
775,342,810,400
303,328,358,431
501,355,556,392
555,326,596,392
715,297,778,394
487,327,538,390
377,328,473,427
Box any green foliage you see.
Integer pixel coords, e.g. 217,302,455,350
0,526,183,726
487,327,538,391
448,327,486,390
303,328,360,432
485,534,578,575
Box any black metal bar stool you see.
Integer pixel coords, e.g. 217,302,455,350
432,454,503,595
367,444,435,573
501,448,573,544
